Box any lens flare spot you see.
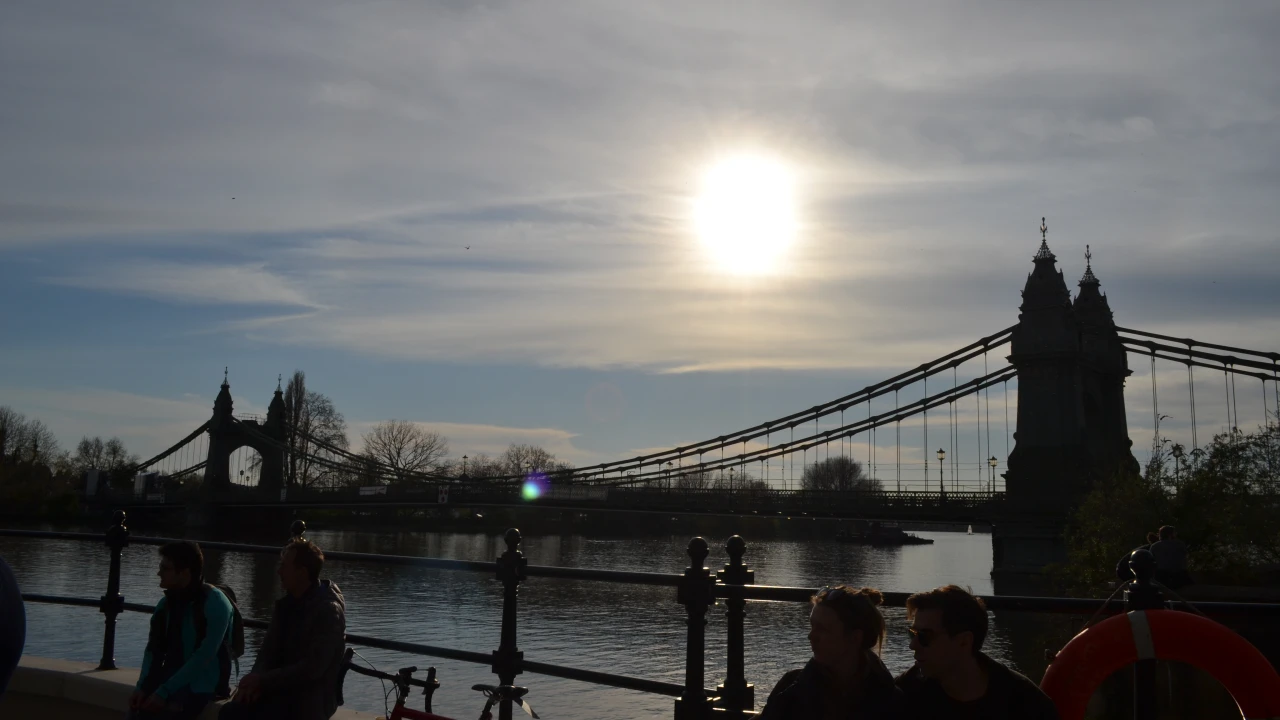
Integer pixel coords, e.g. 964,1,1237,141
522,472,548,501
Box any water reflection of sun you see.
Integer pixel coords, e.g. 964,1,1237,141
693,153,797,275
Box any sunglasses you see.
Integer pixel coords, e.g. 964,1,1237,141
817,586,843,601
907,627,941,648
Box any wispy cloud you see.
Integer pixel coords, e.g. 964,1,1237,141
46,262,318,308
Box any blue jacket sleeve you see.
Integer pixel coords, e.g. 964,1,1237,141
135,596,166,691
156,590,232,699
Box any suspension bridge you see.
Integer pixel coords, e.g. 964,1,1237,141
96,220,1279,585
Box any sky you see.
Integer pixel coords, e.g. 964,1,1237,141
2,1,1278,483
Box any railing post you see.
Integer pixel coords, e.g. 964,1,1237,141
98,510,130,670
675,537,714,720
715,536,755,717
1123,548,1163,720
493,528,526,720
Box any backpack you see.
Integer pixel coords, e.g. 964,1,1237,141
193,583,246,698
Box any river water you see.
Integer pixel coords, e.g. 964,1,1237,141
2,528,1014,719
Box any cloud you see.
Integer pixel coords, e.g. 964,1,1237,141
1,0,1277,378
46,262,318,308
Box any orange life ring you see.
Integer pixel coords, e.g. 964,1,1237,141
1041,609,1280,720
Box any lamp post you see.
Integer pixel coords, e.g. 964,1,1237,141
1171,444,1184,484
936,448,946,499
667,461,674,492
988,456,998,494
461,455,468,479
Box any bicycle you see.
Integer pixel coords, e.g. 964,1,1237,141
337,647,540,720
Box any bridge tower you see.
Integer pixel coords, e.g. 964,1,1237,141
202,372,287,493
994,221,1138,588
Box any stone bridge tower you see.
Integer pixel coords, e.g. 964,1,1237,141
993,220,1138,589
203,372,287,493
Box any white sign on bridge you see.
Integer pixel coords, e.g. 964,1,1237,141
437,486,449,504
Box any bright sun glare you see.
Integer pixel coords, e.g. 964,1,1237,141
694,154,797,275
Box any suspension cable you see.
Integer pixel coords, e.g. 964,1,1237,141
895,388,901,493
1004,379,1011,465
984,347,992,482
1224,365,1234,434
1188,359,1198,450
923,375,928,490
975,375,982,490
1230,364,1240,433
1151,355,1159,439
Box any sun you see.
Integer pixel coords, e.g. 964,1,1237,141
694,154,797,275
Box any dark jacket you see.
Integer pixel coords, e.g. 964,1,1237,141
0,556,24,696
759,653,905,720
252,580,346,720
896,653,1059,720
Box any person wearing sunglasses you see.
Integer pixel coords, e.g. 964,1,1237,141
896,585,1058,719
759,585,904,720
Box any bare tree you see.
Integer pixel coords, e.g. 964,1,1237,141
498,444,572,476
0,406,25,461
72,436,139,472
802,456,882,492
362,420,449,484
282,370,350,488
0,407,60,463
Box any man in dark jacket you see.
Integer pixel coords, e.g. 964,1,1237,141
220,538,346,720
896,585,1058,720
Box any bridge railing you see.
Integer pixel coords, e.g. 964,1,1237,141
5,515,1278,719
91,483,1008,514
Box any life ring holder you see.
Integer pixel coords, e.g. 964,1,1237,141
1041,609,1280,720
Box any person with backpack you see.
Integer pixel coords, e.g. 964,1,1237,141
220,537,346,720
130,541,235,720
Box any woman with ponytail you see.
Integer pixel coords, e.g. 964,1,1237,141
759,585,904,720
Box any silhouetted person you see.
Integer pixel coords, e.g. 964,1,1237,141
221,538,345,720
897,585,1058,720
1149,525,1191,589
759,585,904,720
1115,531,1160,581
0,555,24,696
130,541,233,720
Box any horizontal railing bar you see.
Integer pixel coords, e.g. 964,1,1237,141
20,593,698,697
21,593,103,608
520,659,687,696
525,566,682,585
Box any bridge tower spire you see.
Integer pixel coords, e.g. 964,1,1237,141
1073,244,1140,484
202,374,287,496
997,218,1094,588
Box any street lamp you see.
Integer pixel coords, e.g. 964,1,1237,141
1171,444,1184,484
988,456,998,494
936,448,946,498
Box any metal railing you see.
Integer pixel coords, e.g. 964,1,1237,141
89,485,1008,520
5,514,1279,719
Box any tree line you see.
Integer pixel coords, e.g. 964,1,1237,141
1055,421,1279,592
